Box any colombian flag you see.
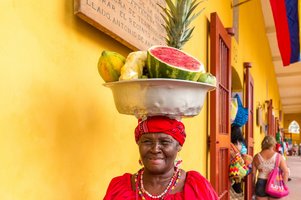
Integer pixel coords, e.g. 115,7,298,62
270,0,300,66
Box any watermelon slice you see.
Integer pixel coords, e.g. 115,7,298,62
147,46,205,81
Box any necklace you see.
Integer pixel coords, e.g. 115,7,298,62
135,167,181,199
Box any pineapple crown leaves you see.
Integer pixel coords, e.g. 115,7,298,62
158,0,206,49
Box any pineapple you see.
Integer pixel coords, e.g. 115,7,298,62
158,0,205,49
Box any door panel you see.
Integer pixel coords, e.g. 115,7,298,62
209,12,232,200
267,100,275,136
244,63,254,200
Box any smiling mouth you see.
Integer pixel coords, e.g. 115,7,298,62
147,158,164,164
148,157,164,160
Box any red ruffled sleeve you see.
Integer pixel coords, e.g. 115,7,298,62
103,173,136,200
181,171,218,200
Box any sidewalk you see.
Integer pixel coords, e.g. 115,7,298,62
283,156,301,200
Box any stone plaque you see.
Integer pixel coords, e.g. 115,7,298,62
74,0,167,50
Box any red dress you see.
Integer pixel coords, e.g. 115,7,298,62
103,171,218,200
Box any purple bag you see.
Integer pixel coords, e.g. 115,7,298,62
265,153,289,198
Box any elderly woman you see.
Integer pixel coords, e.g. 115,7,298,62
252,136,289,200
104,116,218,199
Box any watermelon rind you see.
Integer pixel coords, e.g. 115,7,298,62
147,46,205,81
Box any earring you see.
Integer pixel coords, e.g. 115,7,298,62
138,158,144,166
174,154,182,168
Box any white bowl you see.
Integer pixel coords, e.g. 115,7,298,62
103,78,215,119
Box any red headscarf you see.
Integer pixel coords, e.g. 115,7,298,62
134,116,186,146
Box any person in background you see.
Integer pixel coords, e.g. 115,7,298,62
276,142,283,155
287,141,293,156
252,136,289,200
104,116,218,200
282,139,291,181
229,126,250,199
241,142,253,175
293,142,298,156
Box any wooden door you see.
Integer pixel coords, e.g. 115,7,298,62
209,12,232,200
244,63,254,200
267,100,275,136
275,118,279,134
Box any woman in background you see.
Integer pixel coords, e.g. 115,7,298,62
252,136,289,200
229,126,252,200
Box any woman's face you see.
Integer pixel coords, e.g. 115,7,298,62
138,133,181,174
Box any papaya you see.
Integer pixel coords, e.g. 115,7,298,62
97,50,126,82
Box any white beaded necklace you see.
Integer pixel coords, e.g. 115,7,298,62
139,168,180,199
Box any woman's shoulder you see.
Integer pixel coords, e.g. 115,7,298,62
184,171,218,200
185,171,214,186
106,173,132,186
255,150,278,162
254,151,265,158
103,173,135,200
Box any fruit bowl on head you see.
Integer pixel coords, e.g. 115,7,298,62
103,78,216,119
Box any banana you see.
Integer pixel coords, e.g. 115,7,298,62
119,51,147,80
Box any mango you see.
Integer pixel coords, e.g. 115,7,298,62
97,50,126,82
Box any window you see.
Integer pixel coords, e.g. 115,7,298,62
288,121,300,134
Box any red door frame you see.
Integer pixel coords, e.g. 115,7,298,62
244,62,254,200
209,12,232,200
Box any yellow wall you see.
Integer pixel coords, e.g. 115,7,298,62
0,1,136,199
0,0,282,199
233,0,282,153
0,0,228,199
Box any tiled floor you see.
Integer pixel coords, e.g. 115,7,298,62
282,156,301,200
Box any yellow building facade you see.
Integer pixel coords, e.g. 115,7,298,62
0,0,282,199
284,113,301,144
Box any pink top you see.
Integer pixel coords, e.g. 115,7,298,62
103,171,218,200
